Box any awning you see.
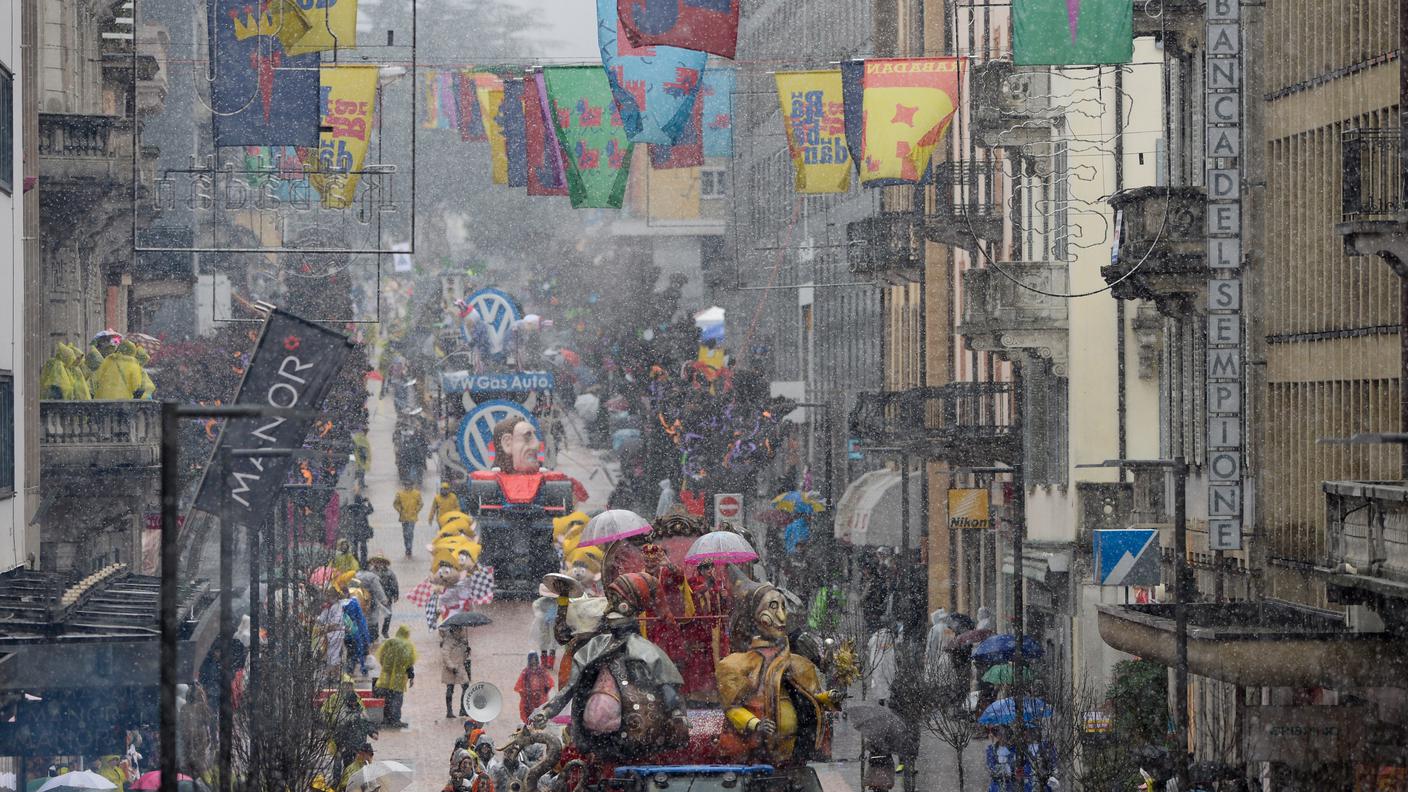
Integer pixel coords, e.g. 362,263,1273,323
833,469,924,547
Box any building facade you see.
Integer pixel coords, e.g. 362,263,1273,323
2,0,31,573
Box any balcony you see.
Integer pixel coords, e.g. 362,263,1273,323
40,401,162,474
1335,128,1408,274
925,161,1004,250
1103,186,1208,315
850,383,1019,465
970,61,1061,149
847,213,923,283
1324,480,1408,613
960,261,1069,375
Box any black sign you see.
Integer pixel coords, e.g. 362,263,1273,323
191,309,353,522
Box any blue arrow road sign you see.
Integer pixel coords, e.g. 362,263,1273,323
455,399,543,471
1092,528,1160,587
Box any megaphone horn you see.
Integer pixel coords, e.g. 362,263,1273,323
462,681,503,723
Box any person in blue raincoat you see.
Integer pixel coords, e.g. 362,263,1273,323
338,577,373,675
986,727,1017,792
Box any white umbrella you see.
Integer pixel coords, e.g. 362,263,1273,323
574,393,601,421
344,760,413,792
36,771,116,792
578,509,652,548
686,531,759,565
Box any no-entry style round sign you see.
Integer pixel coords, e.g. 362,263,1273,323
715,493,743,521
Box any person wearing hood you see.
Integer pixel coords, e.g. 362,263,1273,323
374,625,417,729
63,344,92,399
84,344,105,390
133,345,157,400
93,341,149,400
866,621,900,706
429,482,460,527
655,478,677,517
39,345,79,400
925,608,955,682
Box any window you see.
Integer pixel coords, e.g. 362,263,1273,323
701,167,728,199
0,65,11,194
0,372,13,498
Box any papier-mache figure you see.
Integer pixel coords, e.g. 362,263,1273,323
532,572,689,761
716,579,842,766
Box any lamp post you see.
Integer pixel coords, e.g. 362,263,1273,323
1078,456,1189,789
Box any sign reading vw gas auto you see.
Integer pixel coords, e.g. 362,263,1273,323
1092,529,1161,587
456,399,543,471
462,288,520,356
442,370,555,395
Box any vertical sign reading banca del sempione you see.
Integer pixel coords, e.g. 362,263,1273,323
1205,0,1244,550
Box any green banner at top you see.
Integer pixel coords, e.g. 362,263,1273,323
1013,0,1133,65
542,66,635,209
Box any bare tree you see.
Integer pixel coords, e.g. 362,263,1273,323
916,669,978,792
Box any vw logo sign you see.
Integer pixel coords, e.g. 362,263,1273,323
462,288,520,355
456,399,542,471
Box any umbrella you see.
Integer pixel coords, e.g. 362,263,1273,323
345,760,414,792
90,329,122,349
438,611,493,629
35,772,115,792
560,349,581,367
772,490,826,514
978,697,1053,726
972,634,1043,664
611,428,642,453
574,393,601,420
952,627,994,648
756,508,794,529
947,612,976,634
685,531,759,565
845,704,917,755
309,565,338,587
578,509,652,548
129,772,193,791
981,662,1040,686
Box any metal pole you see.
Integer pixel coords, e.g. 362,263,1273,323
247,510,262,783
1011,363,1026,758
1173,456,1190,789
159,403,180,792
218,450,233,792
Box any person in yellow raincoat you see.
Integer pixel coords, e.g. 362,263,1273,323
94,755,130,792
93,341,149,400
429,482,460,526
84,345,105,391
39,346,78,400
61,344,91,399
393,483,424,558
332,539,360,575
374,625,417,728
133,345,157,400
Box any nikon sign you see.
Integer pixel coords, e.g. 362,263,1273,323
1205,0,1244,551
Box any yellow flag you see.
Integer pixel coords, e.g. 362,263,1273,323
475,76,510,185
306,65,378,209
775,70,851,194
276,0,358,56
856,57,965,185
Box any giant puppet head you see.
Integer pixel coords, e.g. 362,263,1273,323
731,581,789,649
493,416,541,474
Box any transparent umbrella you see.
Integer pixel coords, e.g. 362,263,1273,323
344,760,414,792
35,772,115,792
577,509,652,548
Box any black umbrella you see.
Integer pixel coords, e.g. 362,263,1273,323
845,704,917,755
439,611,493,629
947,612,976,633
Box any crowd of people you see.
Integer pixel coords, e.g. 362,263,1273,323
39,331,158,401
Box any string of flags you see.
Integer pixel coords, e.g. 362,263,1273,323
207,0,1132,208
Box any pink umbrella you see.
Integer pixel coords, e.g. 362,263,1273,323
577,510,652,548
685,531,759,565
130,772,193,791
308,565,338,587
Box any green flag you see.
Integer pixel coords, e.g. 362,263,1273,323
542,66,634,209
1013,0,1133,65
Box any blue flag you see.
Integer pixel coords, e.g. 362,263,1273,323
210,0,321,147
596,0,708,145
701,68,735,158
501,78,529,188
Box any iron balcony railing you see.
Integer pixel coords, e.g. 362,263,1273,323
850,382,1019,463
847,213,923,277
927,160,1004,246
1341,127,1403,223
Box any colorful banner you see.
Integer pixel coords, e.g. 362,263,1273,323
543,66,635,209
1014,0,1133,65
617,0,741,59
306,65,379,208
701,68,735,158
210,0,320,147
597,0,708,145
524,73,568,196
459,71,487,141
775,70,852,194
276,0,358,56
476,77,510,185
847,57,965,186
501,78,529,188
437,71,460,131
648,88,702,170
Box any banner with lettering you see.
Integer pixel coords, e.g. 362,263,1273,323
524,73,569,196
306,64,379,208
458,71,488,141
597,0,708,145
210,0,320,147
191,309,354,522
774,70,852,194
847,57,965,186
617,0,741,59
275,0,358,56
501,78,529,188
1014,0,1133,65
701,68,735,157
472,75,508,184
543,66,635,209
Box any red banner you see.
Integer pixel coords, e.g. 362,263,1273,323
524,73,569,196
618,0,740,60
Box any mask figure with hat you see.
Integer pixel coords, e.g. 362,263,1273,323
531,572,689,761
716,579,843,766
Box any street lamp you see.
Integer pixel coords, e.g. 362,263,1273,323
1077,457,1189,790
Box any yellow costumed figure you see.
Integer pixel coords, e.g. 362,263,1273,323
715,580,840,766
